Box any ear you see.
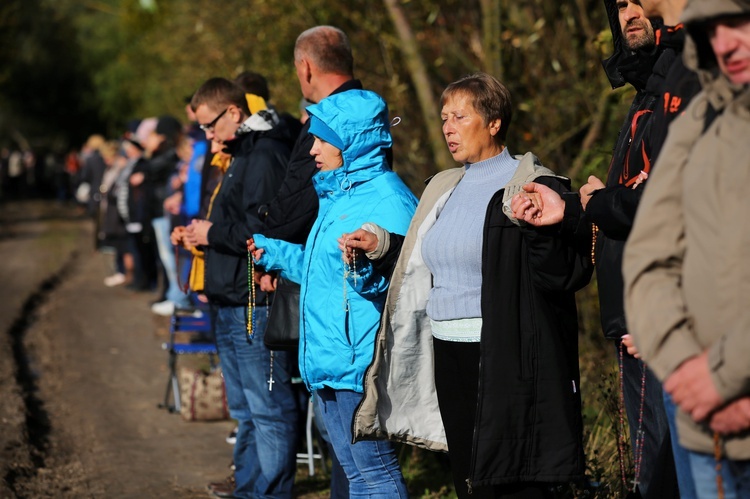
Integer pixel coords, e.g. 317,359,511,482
302,58,313,84
227,104,243,124
488,118,502,137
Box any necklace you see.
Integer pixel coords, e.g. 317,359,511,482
714,432,725,499
247,249,256,338
342,242,359,311
617,342,647,494
591,224,599,265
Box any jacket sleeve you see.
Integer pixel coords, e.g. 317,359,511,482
345,260,389,299
262,126,319,243
251,233,305,285
585,184,643,241
207,149,280,256
519,177,593,293
623,103,705,383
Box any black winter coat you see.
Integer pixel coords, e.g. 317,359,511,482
471,176,591,487
204,127,289,306
376,175,592,486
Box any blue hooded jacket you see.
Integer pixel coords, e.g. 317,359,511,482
253,90,417,393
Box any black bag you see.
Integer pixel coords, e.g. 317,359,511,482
263,277,300,351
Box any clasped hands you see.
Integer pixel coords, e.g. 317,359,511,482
170,219,213,249
623,335,750,435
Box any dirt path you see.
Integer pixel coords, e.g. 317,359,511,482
0,200,328,498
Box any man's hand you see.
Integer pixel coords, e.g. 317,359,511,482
621,334,641,359
129,171,145,187
510,183,564,226
579,175,605,210
339,229,379,264
163,191,182,216
171,226,186,247
257,272,277,292
710,398,750,435
184,219,212,247
664,351,724,422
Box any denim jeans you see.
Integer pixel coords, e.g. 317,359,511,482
688,450,750,498
214,305,299,499
151,216,190,307
312,393,350,499
663,392,697,499
315,388,408,498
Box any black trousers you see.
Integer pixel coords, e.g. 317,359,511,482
433,338,554,499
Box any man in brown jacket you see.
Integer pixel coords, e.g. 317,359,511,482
624,0,750,495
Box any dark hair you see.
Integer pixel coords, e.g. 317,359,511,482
294,26,353,76
440,72,513,143
234,71,270,101
190,77,250,116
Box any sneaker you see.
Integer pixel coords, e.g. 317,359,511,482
207,475,236,498
226,426,238,445
150,300,175,316
103,273,126,287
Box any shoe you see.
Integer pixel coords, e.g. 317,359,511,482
175,305,204,318
226,426,237,445
103,273,126,287
207,475,236,498
151,300,175,316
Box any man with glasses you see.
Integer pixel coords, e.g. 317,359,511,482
181,76,298,499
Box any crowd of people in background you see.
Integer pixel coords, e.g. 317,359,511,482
3,0,750,498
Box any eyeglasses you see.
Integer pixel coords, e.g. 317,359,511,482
199,108,228,132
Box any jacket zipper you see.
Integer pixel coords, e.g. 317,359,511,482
467,191,502,494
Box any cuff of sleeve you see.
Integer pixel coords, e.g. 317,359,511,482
560,192,582,235
644,330,703,382
361,223,390,261
709,336,745,402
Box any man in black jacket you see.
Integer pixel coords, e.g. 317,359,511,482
183,77,298,499
260,25,366,244
512,1,697,497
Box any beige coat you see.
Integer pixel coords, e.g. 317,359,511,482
623,0,750,458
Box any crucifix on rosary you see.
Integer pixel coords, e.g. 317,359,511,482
267,352,275,391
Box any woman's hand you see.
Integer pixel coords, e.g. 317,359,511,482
510,183,566,226
246,237,265,263
338,229,378,264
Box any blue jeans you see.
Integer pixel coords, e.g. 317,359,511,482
689,450,750,498
663,392,697,499
152,216,190,307
214,305,299,499
315,388,408,498
312,393,350,499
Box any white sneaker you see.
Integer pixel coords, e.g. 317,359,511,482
104,273,127,287
151,300,175,316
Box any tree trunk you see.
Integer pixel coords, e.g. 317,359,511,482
480,0,503,80
382,0,454,172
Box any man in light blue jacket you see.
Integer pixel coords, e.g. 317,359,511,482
251,89,416,498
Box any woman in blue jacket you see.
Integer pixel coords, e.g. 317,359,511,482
250,90,416,497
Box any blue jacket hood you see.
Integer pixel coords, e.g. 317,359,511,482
307,90,392,191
